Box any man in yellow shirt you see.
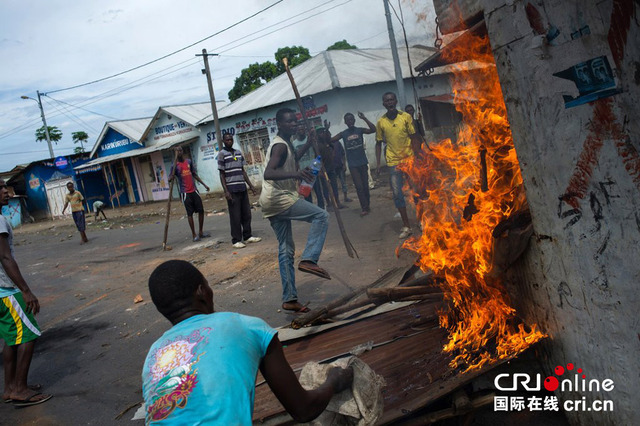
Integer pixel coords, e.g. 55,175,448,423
62,182,88,244
375,92,421,239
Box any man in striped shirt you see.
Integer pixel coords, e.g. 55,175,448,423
0,179,52,407
218,133,262,249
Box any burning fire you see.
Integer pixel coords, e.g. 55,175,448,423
400,32,546,371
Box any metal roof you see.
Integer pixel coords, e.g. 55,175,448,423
153,48,438,126
209,47,439,120
89,117,153,158
252,299,517,424
76,136,197,170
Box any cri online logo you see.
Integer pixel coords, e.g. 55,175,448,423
495,363,614,393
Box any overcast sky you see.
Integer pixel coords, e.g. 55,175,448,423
0,0,435,172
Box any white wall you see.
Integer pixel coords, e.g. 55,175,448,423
483,1,639,425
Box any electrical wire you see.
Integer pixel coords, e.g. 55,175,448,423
45,95,119,121
1,0,355,145
45,0,286,95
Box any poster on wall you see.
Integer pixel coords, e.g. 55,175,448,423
29,174,40,189
150,151,170,201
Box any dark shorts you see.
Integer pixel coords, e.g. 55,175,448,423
72,210,86,232
182,192,204,216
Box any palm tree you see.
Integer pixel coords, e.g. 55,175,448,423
35,125,62,144
72,131,89,154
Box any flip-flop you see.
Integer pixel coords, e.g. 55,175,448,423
282,302,311,313
199,233,211,239
12,392,52,408
3,384,42,403
298,261,331,280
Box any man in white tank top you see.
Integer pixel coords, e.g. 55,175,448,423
259,108,331,313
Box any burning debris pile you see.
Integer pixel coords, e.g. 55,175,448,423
401,31,546,372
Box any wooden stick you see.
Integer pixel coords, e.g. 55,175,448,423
162,151,179,250
367,287,444,305
282,57,358,259
290,267,401,329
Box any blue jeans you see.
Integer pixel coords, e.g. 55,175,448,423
268,199,329,303
389,166,407,208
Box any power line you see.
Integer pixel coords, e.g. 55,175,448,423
17,0,348,130
1,0,354,144
42,97,100,134
45,0,285,95
45,95,119,120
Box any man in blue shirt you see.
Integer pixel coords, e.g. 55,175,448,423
142,260,353,424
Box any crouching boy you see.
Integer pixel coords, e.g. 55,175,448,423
142,260,353,424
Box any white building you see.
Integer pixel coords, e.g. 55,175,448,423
78,47,465,201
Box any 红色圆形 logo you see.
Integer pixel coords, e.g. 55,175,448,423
493,363,614,413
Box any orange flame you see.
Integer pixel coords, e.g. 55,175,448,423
400,32,545,371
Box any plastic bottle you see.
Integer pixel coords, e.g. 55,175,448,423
298,156,322,197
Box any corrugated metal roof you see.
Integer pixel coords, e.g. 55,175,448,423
252,300,518,424
89,117,152,158
162,102,216,126
138,48,456,142
199,47,440,122
76,136,197,170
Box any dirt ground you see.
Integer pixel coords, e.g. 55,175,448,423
0,173,424,425
1,173,568,425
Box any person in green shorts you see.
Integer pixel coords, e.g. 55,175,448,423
0,179,52,407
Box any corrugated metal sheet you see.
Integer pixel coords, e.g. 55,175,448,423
202,47,439,122
252,300,505,424
162,102,215,126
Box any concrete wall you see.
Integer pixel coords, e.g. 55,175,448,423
479,1,638,424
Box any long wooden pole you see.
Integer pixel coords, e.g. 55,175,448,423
162,151,179,250
282,57,358,259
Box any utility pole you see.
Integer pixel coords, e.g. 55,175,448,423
21,90,55,158
383,0,406,108
196,49,223,151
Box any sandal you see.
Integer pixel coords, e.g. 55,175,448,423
12,392,52,408
298,261,331,280
282,301,311,313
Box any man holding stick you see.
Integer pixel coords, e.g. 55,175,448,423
259,108,331,313
170,146,210,242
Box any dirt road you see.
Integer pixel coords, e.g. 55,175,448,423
1,178,417,424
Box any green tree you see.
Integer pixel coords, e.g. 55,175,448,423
274,46,311,75
35,125,62,144
228,61,278,102
327,40,357,50
72,131,89,153
228,46,312,101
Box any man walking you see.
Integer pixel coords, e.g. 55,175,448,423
170,146,210,242
259,108,331,313
375,92,421,239
330,112,376,216
0,179,52,407
218,133,262,249
62,181,88,244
